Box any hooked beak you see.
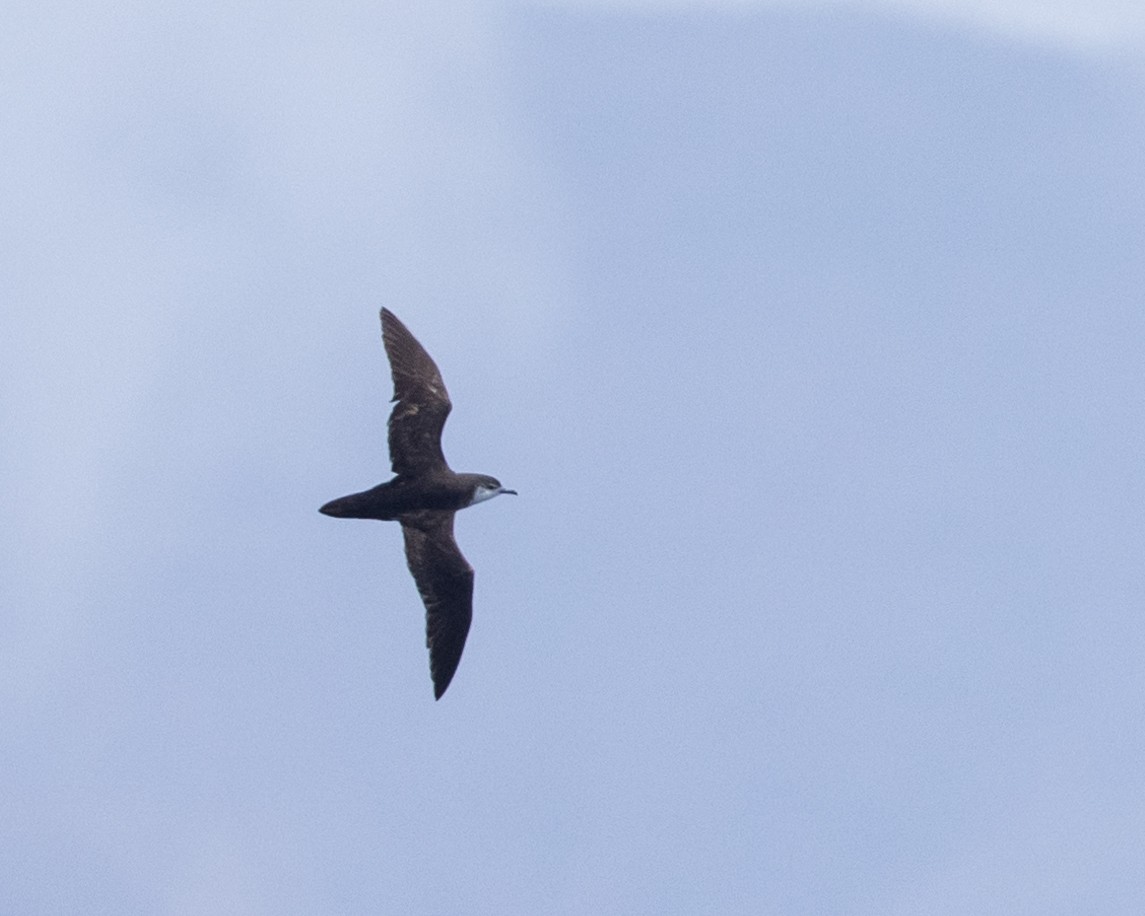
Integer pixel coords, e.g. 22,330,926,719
502,488,518,496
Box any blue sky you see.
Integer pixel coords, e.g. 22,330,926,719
3,2,1144,913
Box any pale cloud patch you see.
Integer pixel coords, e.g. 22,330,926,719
521,0,1145,54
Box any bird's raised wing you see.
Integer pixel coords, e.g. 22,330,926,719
381,308,452,476
400,510,475,699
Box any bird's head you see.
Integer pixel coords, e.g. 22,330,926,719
471,476,517,505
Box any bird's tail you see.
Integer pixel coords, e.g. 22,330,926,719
318,483,399,520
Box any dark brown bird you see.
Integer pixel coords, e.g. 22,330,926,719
320,309,516,699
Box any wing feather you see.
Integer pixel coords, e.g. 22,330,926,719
381,309,452,476
400,511,474,699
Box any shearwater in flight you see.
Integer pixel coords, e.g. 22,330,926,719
319,308,516,699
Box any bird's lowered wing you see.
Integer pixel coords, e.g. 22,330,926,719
400,510,474,699
381,308,452,477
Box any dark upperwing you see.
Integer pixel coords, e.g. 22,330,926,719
381,308,453,477
399,510,475,699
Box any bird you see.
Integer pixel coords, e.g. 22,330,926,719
319,308,516,699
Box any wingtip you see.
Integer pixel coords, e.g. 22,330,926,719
432,668,457,700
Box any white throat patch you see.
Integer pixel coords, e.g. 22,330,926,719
471,485,503,505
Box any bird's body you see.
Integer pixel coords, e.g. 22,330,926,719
320,308,515,699
319,472,501,521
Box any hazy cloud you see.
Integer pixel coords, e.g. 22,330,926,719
526,0,1145,53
